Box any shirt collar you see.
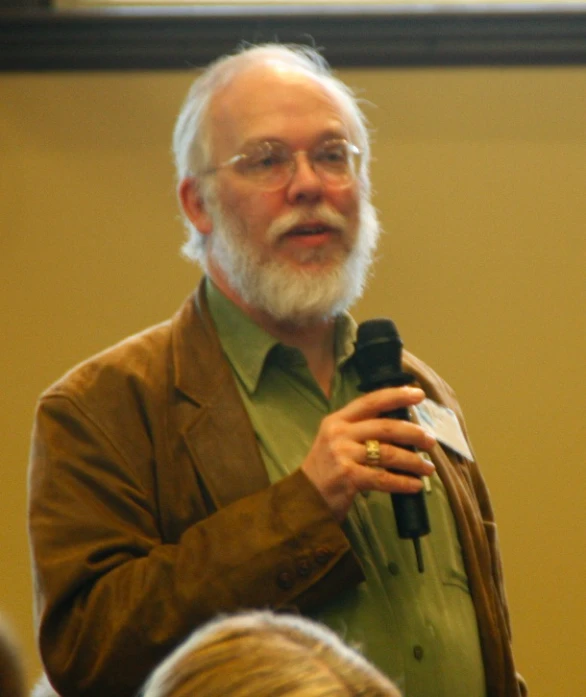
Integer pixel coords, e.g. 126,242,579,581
205,277,358,394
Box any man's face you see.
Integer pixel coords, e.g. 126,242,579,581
200,63,378,323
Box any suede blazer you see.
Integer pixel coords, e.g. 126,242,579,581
28,282,526,697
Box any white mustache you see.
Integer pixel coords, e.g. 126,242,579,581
265,205,349,243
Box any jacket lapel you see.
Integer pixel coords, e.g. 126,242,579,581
171,282,270,509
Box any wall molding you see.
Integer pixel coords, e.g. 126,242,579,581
3,4,586,71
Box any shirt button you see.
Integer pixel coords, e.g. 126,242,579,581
314,548,332,565
387,562,400,576
277,571,294,590
413,645,424,661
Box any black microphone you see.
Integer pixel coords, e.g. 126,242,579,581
354,318,431,573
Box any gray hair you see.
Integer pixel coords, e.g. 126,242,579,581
140,611,400,697
172,43,372,267
0,616,26,697
30,674,60,697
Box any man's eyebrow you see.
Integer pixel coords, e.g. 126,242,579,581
239,137,284,150
239,130,350,151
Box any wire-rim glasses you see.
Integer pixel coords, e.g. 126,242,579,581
201,138,361,191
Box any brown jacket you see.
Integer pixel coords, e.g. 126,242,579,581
28,283,526,697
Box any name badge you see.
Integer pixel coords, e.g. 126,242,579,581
413,399,474,461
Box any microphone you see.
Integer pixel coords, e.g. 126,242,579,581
353,318,431,573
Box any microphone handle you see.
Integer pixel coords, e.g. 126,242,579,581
381,406,430,573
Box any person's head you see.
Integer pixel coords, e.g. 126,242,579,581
173,43,380,325
141,610,401,697
0,615,26,697
31,673,61,697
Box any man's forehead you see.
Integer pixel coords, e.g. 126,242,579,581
208,62,348,145
215,62,336,107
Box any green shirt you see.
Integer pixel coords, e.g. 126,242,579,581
207,279,486,697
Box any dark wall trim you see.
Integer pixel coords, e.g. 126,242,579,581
3,4,586,71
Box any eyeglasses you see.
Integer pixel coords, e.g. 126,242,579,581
202,138,361,191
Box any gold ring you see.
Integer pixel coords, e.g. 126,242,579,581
365,439,381,467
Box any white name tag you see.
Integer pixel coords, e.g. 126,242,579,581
413,399,474,461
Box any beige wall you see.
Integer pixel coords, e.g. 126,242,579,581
1,66,584,695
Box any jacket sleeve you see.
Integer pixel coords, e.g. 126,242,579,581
28,393,363,697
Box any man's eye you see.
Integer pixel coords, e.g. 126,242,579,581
316,146,347,165
255,155,279,169
247,149,287,170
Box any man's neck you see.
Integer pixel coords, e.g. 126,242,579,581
209,274,338,397
252,306,337,398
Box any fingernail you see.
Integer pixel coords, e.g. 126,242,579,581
420,452,436,472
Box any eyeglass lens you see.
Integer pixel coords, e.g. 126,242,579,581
234,139,359,190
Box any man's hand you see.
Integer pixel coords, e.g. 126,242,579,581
301,386,436,522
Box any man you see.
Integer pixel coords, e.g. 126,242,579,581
28,44,525,697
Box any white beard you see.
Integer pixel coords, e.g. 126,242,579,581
206,195,380,325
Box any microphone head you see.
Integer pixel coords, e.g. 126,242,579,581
354,318,413,390
356,318,401,346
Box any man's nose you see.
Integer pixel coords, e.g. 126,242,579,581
285,151,324,204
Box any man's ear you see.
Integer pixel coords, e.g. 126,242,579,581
178,177,213,235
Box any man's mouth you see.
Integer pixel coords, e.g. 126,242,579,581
287,223,333,237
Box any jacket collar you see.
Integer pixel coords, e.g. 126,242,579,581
171,280,231,407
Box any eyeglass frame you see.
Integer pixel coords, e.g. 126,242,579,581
199,137,362,191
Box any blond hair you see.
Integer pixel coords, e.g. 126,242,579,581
141,611,400,697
